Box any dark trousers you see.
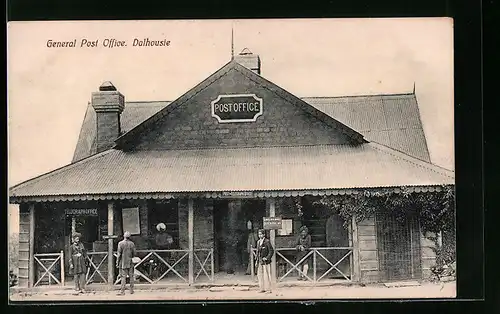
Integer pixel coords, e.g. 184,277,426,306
74,273,86,291
119,268,135,292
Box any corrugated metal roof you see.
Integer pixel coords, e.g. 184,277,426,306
72,94,430,163
12,142,453,199
302,94,431,162
72,101,169,162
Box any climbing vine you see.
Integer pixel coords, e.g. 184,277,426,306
312,185,456,265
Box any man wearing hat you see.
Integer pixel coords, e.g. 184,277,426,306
153,223,174,278
295,225,312,280
69,232,88,294
116,231,137,295
154,223,174,249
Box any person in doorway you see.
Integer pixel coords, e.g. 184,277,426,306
255,229,274,293
116,231,137,295
153,223,174,279
69,232,88,294
295,225,312,280
245,225,259,275
154,223,174,249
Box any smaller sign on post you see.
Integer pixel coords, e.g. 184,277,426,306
263,217,282,230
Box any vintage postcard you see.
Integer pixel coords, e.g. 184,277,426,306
7,18,456,302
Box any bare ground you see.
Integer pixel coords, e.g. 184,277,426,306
10,281,456,302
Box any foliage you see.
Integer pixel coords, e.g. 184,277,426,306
9,233,19,287
9,233,19,274
313,185,456,265
10,270,18,287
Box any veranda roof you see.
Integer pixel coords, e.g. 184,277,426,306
10,142,454,203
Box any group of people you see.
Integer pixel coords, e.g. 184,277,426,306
69,223,312,295
69,231,138,295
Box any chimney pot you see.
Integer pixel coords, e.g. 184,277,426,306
99,81,117,91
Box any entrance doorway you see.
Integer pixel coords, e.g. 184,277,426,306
376,213,422,281
213,199,266,274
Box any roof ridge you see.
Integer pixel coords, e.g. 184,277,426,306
115,60,366,148
301,93,415,99
71,104,94,163
368,142,454,178
125,100,172,104
10,149,117,194
232,63,366,143
114,60,234,147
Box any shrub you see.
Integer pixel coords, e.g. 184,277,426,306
9,233,19,274
9,233,19,287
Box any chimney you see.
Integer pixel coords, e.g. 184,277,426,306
91,81,125,153
234,48,261,75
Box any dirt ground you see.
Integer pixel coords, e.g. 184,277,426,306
10,281,456,302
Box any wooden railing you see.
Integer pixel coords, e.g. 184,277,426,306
114,249,190,284
193,248,214,282
33,251,65,287
252,247,353,283
85,252,109,284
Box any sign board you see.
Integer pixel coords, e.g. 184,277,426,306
211,94,263,123
102,235,119,240
263,217,282,230
221,191,254,198
65,208,98,216
122,207,140,235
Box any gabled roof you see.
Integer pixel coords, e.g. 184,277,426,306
73,93,431,163
113,60,366,150
304,93,431,162
10,142,454,203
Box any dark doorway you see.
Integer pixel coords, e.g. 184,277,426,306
213,199,266,274
64,215,99,252
376,213,422,281
148,200,179,249
213,200,229,273
325,213,351,278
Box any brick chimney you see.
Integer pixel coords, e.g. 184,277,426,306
234,48,261,75
91,81,125,153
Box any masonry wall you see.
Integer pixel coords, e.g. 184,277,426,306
133,68,354,150
177,199,215,275
178,199,214,250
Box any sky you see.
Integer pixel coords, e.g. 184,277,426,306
7,18,454,233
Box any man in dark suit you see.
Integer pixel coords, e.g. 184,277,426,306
116,231,137,295
255,229,274,293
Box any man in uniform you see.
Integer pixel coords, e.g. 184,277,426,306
116,231,137,295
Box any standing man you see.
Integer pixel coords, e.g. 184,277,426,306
69,232,88,294
295,225,312,280
116,231,137,295
255,229,274,293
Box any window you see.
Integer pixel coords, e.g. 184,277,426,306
277,218,293,236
